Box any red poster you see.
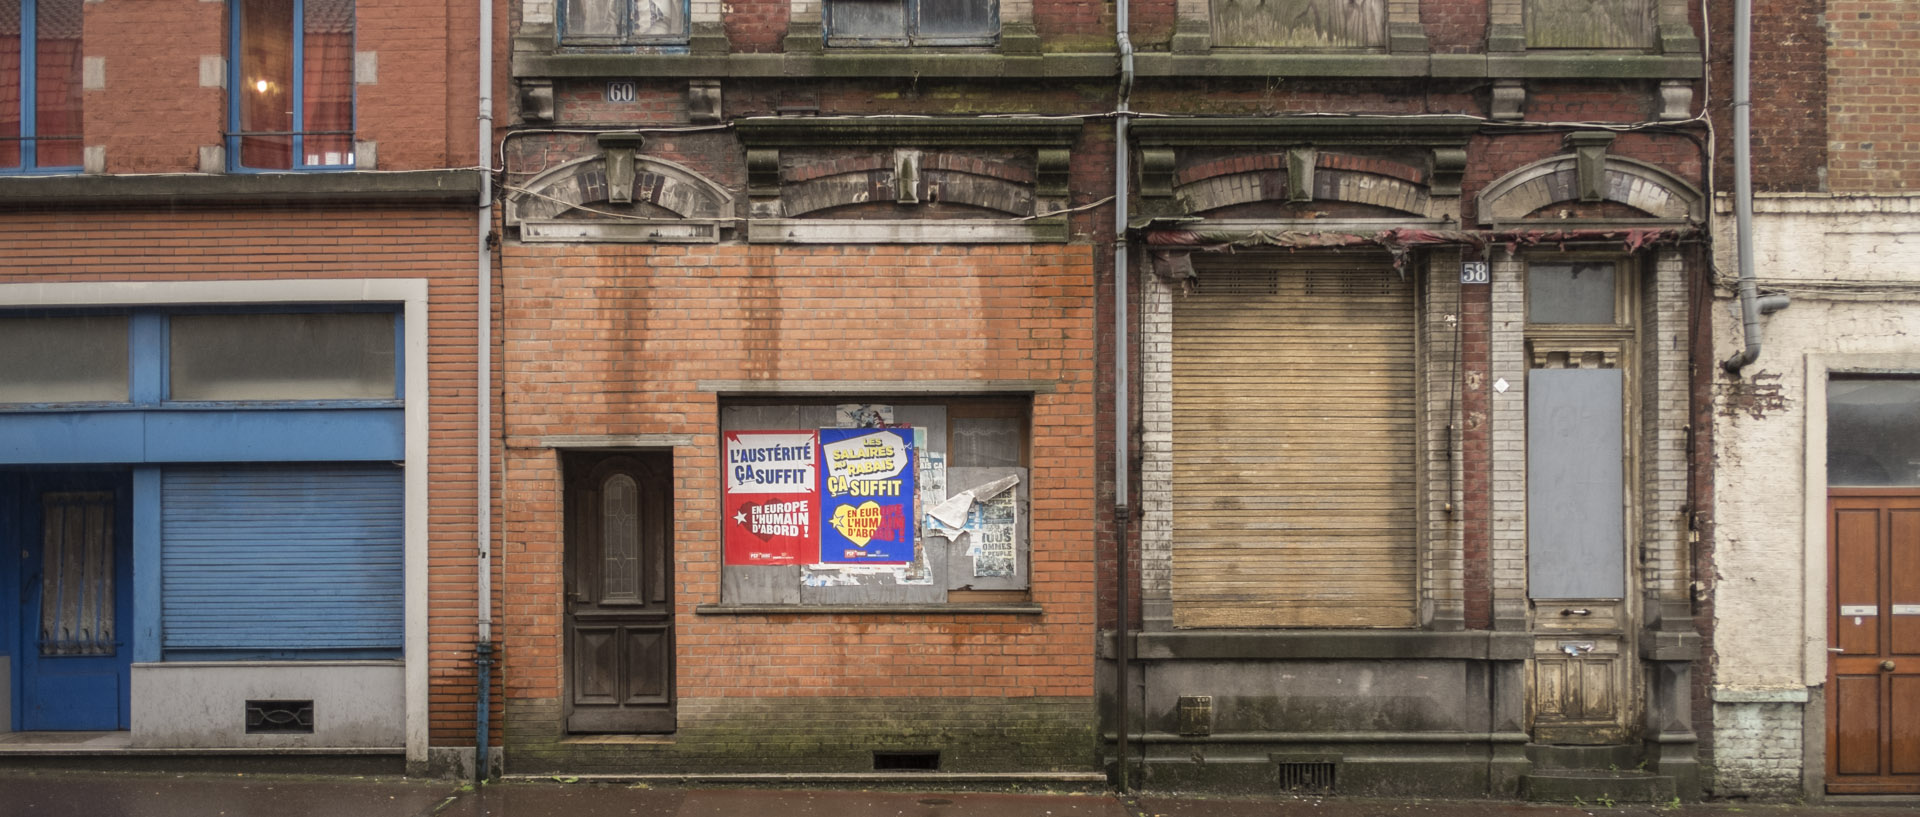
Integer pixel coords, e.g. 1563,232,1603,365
723,431,819,565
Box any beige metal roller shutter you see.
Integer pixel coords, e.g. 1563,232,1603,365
1171,253,1417,628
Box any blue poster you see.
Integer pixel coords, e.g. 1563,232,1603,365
817,428,916,564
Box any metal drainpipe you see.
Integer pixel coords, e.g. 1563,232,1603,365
1720,0,1788,373
475,0,496,783
1113,6,1135,793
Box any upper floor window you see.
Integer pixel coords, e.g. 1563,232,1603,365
1525,0,1653,47
228,0,354,171
825,0,996,46
1,0,84,172
560,0,686,45
1211,0,1383,48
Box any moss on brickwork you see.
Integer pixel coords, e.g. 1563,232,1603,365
505,696,1097,774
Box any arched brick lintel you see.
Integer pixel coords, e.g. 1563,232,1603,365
1176,168,1432,216
1476,155,1704,225
506,154,734,224
783,169,1034,217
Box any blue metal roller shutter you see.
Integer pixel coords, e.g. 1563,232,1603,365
161,465,403,655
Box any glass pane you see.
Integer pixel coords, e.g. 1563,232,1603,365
1,0,20,166
915,0,993,38
563,0,622,39
0,315,130,403
1528,262,1616,324
601,474,641,602
952,416,1022,468
1829,377,1920,487
302,0,354,166
635,0,684,38
33,0,82,167
41,492,115,656
170,312,395,401
238,0,295,169
827,0,905,40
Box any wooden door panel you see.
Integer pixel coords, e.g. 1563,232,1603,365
1894,675,1920,775
1894,509,1920,655
1835,675,1882,775
1835,508,1882,657
573,627,619,704
624,626,669,702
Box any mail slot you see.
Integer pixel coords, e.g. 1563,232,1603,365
1840,605,1877,617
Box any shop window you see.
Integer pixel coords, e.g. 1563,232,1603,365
0,315,130,404
228,0,355,171
169,312,396,401
719,397,1029,605
559,0,686,45
1528,261,1620,325
1,0,84,171
825,0,996,47
1209,0,1384,48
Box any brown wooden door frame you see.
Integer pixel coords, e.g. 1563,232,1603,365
1826,488,1920,794
563,451,675,733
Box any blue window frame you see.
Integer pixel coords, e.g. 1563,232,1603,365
2,0,85,172
226,0,356,171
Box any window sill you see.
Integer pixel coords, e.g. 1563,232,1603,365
512,51,1114,80
0,169,486,208
695,603,1042,616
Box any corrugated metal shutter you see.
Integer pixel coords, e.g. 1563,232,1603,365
1171,254,1417,628
161,465,403,653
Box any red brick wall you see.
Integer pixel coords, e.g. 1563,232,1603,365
0,206,486,746
75,0,474,172
498,243,1099,708
1825,0,1920,190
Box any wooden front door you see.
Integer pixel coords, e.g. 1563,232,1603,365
1828,490,1920,794
565,452,674,733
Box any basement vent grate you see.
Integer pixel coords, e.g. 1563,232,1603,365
873,750,941,771
246,700,315,734
1196,270,1279,296
1275,760,1336,792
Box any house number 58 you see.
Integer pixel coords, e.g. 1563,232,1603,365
1460,262,1490,285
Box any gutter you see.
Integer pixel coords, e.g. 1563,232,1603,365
476,0,497,783
1720,0,1788,374
1112,0,1135,794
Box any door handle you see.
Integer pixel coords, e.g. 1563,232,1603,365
1883,660,1898,671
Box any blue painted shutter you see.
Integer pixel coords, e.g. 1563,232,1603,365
161,465,403,655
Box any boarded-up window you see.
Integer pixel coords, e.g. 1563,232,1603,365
1210,0,1386,48
825,0,996,46
1524,0,1654,48
1171,254,1417,628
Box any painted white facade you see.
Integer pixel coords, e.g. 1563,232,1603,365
1709,194,1920,797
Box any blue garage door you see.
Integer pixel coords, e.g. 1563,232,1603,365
161,465,403,658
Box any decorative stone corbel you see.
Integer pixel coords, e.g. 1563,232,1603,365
1430,147,1468,197
1037,147,1071,207
1388,22,1429,53
596,133,647,205
1287,147,1317,203
1170,19,1210,54
1566,131,1617,203
1491,80,1526,121
894,149,922,205
1658,80,1693,121
520,79,555,124
1139,148,1176,198
688,80,722,124
746,148,782,217
689,21,729,55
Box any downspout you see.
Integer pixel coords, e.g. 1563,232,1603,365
475,0,496,783
1112,2,1135,794
1720,0,1788,373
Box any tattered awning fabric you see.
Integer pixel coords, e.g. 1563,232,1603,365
1145,225,1697,285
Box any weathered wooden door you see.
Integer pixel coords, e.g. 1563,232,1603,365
1827,490,1920,794
16,474,133,731
565,452,674,733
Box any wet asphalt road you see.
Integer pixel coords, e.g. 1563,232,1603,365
2,773,1918,817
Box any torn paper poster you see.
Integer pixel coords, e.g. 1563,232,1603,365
968,488,1018,578
835,403,893,428
927,474,1020,532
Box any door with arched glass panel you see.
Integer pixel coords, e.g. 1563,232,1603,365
565,452,674,733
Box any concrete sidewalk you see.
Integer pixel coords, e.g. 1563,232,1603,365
3,772,1918,817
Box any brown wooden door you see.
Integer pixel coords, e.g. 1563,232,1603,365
1828,489,1920,794
565,452,675,733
